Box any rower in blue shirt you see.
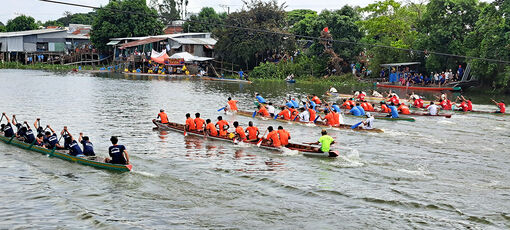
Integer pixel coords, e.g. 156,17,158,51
355,103,366,116
350,106,361,116
1,113,15,137
21,122,35,144
308,100,316,110
331,103,341,113
387,102,400,118
291,98,299,108
79,132,95,156
105,136,130,165
44,125,64,149
63,127,84,157
285,100,294,108
255,93,266,104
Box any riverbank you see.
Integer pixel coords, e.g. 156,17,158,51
0,62,97,71
251,74,372,87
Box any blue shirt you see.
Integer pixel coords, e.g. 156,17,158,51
309,101,316,110
109,145,127,165
291,100,299,108
350,107,361,116
24,129,35,144
256,95,266,104
332,105,341,113
389,106,399,118
45,133,58,149
285,101,294,108
3,123,14,137
239,71,244,79
355,105,365,116
68,140,83,156
81,140,95,156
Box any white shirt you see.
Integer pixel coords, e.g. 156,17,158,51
372,91,383,97
299,111,310,122
363,117,375,129
267,105,275,115
428,104,438,115
329,87,338,93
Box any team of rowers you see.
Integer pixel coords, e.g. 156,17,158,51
156,109,337,154
0,113,130,165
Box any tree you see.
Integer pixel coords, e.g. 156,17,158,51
357,0,424,72
182,7,227,33
42,20,64,28
6,15,38,32
0,22,5,32
91,0,164,51
214,0,295,69
158,0,180,24
286,9,316,27
55,12,96,26
417,0,480,72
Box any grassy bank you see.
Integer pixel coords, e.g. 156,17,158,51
0,62,97,71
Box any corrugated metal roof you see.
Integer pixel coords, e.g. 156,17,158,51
381,62,421,67
0,28,66,38
109,32,212,41
119,37,167,49
170,37,217,45
66,34,89,40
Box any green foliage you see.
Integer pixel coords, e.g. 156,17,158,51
182,7,227,32
290,6,363,64
91,0,164,51
286,9,317,27
42,20,64,28
250,55,327,79
0,25,6,32
156,0,181,24
214,0,295,69
6,15,38,32
56,12,96,26
0,62,96,71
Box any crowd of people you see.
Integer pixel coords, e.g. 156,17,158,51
386,65,465,86
0,113,129,165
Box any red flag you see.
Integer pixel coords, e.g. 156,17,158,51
323,27,329,32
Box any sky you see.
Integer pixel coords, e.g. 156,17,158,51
1,0,493,25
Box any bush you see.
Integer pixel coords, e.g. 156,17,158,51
249,55,327,79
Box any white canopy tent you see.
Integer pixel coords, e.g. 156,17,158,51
169,52,214,62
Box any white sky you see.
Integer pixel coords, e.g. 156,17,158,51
1,0,493,25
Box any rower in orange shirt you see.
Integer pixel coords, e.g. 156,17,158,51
366,102,375,112
348,98,356,108
185,113,196,131
245,121,260,142
361,101,369,111
397,103,411,115
194,113,205,131
312,94,322,105
233,121,247,141
331,110,341,126
341,99,352,109
227,97,238,112
157,109,169,124
307,106,317,122
278,106,291,120
215,116,230,137
205,119,218,136
321,110,336,126
277,126,291,147
380,101,391,113
264,126,281,147
258,104,270,117
289,106,298,120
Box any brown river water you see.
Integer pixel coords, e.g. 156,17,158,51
0,69,509,229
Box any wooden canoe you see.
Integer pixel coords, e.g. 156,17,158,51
342,113,415,122
328,93,435,106
152,120,339,157
376,83,461,91
235,110,384,133
200,76,252,84
0,134,132,172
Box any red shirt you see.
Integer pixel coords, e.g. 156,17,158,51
206,123,217,136
246,126,259,140
266,131,281,147
186,117,196,130
460,101,468,112
467,101,472,111
498,103,506,113
277,129,290,146
235,126,247,140
194,118,205,130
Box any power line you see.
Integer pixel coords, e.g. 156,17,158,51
39,0,510,64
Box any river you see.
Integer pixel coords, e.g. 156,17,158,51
0,69,509,229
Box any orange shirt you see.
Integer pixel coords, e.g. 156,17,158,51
235,126,247,140
216,120,229,136
266,131,281,147
361,102,369,111
348,100,356,107
308,108,316,122
312,96,322,104
186,117,196,130
206,123,218,136
258,106,270,117
366,103,374,112
278,109,291,120
246,126,259,140
398,104,410,114
332,112,340,126
277,129,290,146
381,104,390,113
324,113,335,126
341,102,351,109
228,100,238,111
194,118,205,130
158,112,168,123
289,108,298,120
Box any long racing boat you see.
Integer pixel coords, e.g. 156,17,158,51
153,120,339,157
376,83,461,91
0,133,132,172
235,110,384,133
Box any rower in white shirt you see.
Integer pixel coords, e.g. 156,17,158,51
362,112,375,129
427,102,439,115
298,108,310,122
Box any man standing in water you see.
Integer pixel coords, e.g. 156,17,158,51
105,136,130,165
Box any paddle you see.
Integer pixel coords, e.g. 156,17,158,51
293,115,299,121
252,111,257,118
273,114,278,120
256,130,268,147
0,113,4,124
351,121,363,129
217,106,226,112
313,115,320,123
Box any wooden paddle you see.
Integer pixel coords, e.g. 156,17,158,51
256,130,268,147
